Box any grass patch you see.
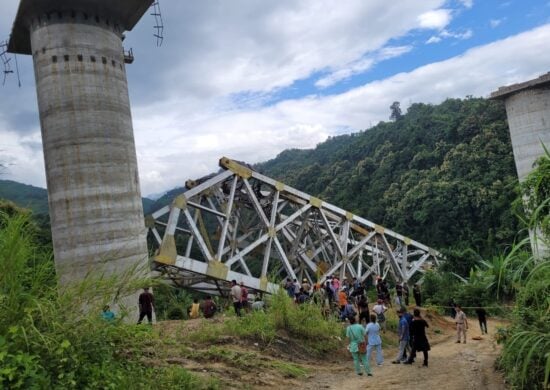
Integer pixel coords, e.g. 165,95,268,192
270,361,308,378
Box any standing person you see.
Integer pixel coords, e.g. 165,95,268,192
301,278,311,295
372,299,388,333
189,298,200,319
413,284,422,307
403,283,410,306
475,305,488,334
376,276,385,300
230,280,242,317
332,276,341,291
365,314,384,367
338,288,348,312
285,278,295,298
392,308,410,364
346,316,372,376
340,302,357,322
293,278,301,298
403,309,414,362
455,305,468,343
240,282,249,313
201,296,217,319
404,308,430,367
395,281,403,307
357,295,370,325
137,287,155,324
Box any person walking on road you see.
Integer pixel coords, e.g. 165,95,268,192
346,316,372,376
392,308,410,364
475,305,488,334
230,280,243,317
137,287,155,324
455,304,468,343
365,314,384,367
404,308,431,367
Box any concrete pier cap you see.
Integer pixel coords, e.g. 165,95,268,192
490,72,550,259
8,0,153,54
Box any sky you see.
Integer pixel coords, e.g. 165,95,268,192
1,0,549,198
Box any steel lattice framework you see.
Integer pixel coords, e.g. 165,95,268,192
147,157,442,295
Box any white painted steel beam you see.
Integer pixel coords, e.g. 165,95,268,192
148,157,442,294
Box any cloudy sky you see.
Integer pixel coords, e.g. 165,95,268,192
1,0,549,197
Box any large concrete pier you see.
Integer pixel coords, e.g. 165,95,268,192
491,72,550,258
8,1,153,308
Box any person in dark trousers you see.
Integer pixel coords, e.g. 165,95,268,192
404,308,430,367
137,287,155,324
449,299,457,319
413,284,422,307
230,280,242,317
357,294,370,324
475,305,488,334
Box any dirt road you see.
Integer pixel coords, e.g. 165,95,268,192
304,317,507,390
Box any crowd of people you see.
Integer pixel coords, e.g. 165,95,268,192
103,278,490,376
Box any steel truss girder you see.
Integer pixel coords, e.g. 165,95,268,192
148,157,442,294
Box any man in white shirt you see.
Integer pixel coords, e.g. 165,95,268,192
230,280,242,317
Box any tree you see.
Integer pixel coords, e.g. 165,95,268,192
389,101,403,121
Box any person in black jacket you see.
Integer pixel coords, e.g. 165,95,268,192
404,308,430,367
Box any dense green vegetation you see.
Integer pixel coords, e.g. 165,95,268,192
0,203,217,389
257,97,521,257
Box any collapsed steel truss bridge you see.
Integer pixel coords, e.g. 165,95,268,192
147,157,441,295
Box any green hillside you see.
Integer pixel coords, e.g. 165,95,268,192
0,180,49,215
255,97,522,255
0,179,155,216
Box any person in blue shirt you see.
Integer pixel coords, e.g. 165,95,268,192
365,313,384,367
346,316,372,376
340,302,357,322
403,309,414,362
392,308,410,363
101,305,115,322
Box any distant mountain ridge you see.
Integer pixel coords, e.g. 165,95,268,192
0,179,155,215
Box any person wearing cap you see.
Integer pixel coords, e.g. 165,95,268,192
301,278,311,295
372,299,387,333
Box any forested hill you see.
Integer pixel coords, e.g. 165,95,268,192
256,98,522,255
0,179,156,216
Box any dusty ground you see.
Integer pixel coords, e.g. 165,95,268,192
303,315,508,390
155,312,508,389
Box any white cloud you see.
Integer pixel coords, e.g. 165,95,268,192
427,28,473,43
132,24,550,194
458,0,474,9
315,45,413,88
417,9,452,29
426,36,443,44
490,18,504,28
